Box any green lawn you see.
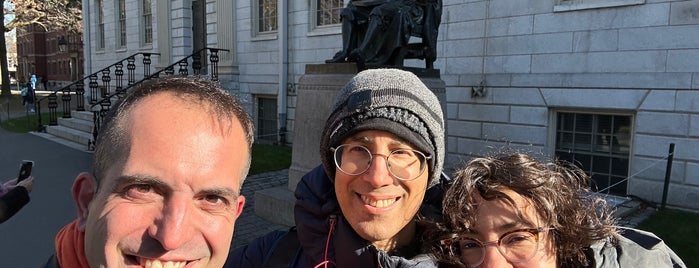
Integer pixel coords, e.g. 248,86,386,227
248,143,292,175
0,112,50,132
636,208,699,267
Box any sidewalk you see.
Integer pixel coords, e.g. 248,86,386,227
232,169,291,249
0,128,93,267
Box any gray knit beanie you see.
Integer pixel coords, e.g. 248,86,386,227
320,68,445,189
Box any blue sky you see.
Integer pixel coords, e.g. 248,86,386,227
4,2,16,37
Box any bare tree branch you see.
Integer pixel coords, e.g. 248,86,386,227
6,0,82,33
1,0,82,97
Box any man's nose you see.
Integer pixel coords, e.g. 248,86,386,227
480,245,511,268
149,196,196,251
362,153,394,187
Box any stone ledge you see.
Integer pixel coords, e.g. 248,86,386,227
254,186,296,227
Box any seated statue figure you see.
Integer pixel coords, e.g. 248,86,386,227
326,0,441,68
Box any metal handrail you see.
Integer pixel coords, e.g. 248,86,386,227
36,52,159,104
89,47,230,108
86,47,230,150
35,52,159,131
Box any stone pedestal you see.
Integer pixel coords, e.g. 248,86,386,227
255,63,446,227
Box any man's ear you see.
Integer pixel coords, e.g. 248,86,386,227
235,195,246,219
72,172,97,231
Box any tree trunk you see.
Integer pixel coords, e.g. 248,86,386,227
1,0,11,98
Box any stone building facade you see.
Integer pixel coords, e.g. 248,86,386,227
82,0,699,210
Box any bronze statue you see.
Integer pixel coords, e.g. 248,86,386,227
326,0,442,69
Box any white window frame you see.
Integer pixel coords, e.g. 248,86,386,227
552,110,633,196
253,0,278,37
96,0,105,50
554,0,645,12
141,0,153,46
116,0,127,49
311,0,344,31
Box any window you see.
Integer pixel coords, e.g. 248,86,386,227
118,0,127,48
142,0,153,45
257,97,278,143
314,0,343,28
96,0,105,49
554,112,632,195
256,0,277,34
554,0,645,12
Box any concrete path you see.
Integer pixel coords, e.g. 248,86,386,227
0,128,93,267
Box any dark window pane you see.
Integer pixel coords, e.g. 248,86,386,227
592,156,610,174
317,0,343,26
591,174,609,193
595,134,613,153
609,175,627,195
257,98,277,142
573,154,591,172
558,132,574,150
558,113,574,131
611,158,629,176
574,134,592,151
555,112,632,196
597,115,613,133
259,0,278,32
556,151,574,164
575,114,593,132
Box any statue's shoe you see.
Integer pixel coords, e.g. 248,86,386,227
325,51,349,63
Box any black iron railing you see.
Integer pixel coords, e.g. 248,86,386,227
33,48,229,150
35,53,159,131
87,48,229,150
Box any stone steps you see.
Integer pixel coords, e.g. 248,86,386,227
43,110,94,150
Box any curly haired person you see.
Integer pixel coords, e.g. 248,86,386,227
429,152,685,268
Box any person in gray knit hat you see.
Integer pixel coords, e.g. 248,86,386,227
229,68,447,268
321,68,445,189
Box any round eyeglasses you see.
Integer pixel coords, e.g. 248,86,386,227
440,227,553,267
331,144,431,181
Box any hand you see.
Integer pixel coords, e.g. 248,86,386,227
16,176,34,193
0,178,18,195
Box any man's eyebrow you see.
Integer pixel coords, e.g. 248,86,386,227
466,221,530,235
111,176,239,199
348,135,408,146
198,187,239,199
349,135,371,143
111,175,170,192
494,221,530,233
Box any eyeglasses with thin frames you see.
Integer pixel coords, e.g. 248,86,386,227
331,144,431,181
440,227,554,267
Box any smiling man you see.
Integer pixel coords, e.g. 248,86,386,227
43,77,254,268
229,68,447,267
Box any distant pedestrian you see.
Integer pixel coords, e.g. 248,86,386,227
22,81,36,113
30,74,37,90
